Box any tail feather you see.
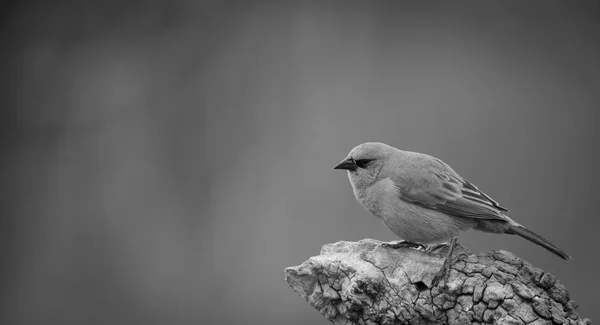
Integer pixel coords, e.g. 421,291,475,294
506,225,572,260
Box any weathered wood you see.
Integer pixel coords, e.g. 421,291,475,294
285,239,591,325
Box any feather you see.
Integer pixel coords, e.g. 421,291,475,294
392,154,509,221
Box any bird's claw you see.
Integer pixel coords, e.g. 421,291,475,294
425,243,450,253
429,237,459,287
430,255,470,287
431,259,452,287
431,270,446,287
381,240,426,250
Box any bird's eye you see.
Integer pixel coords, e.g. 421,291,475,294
355,159,373,168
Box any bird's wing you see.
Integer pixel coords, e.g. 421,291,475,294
392,156,509,221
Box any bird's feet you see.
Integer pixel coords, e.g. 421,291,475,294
430,252,469,286
381,240,426,250
430,237,459,287
431,259,451,287
425,242,450,253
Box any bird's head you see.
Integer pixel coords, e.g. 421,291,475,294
334,142,394,190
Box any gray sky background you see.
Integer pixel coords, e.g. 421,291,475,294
1,2,599,324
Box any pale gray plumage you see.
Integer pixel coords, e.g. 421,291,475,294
334,142,571,260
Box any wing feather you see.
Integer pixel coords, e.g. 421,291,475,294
392,155,508,220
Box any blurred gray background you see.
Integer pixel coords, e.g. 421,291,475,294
1,1,599,324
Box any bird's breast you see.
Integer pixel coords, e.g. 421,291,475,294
353,178,398,220
353,177,475,244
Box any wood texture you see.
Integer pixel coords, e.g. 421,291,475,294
285,239,591,325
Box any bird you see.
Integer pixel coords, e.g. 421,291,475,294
333,142,571,285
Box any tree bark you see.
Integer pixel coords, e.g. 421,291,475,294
285,239,591,325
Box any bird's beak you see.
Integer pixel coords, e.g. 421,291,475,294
333,157,357,171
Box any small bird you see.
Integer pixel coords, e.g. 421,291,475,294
334,142,571,284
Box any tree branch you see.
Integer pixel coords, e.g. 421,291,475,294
285,239,591,325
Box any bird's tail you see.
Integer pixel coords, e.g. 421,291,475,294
506,224,572,260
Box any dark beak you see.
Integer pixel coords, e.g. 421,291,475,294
333,157,357,171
